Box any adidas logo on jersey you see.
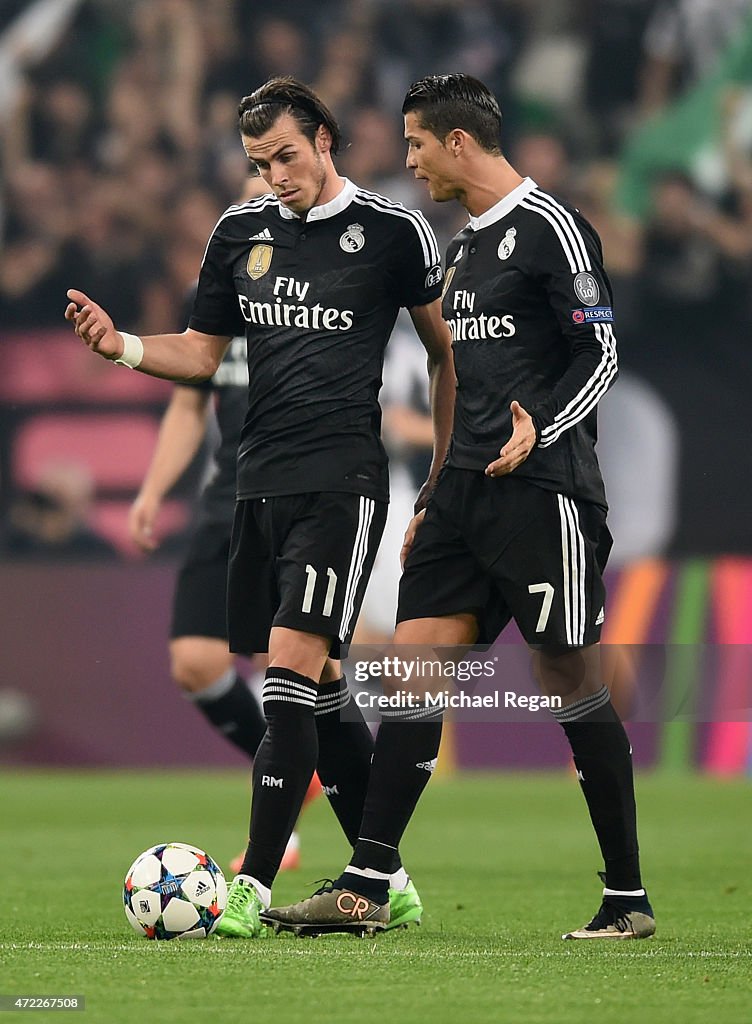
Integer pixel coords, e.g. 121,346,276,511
248,228,274,241
416,758,437,773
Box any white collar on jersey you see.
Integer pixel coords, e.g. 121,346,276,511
277,177,357,221
467,177,538,231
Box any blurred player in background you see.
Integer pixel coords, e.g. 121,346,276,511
128,169,318,874
355,313,434,645
264,73,654,942
65,76,454,939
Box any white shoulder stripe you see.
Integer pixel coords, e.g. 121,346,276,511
520,198,581,273
352,191,440,268
216,196,278,225
353,190,440,266
528,190,591,272
199,196,278,265
538,323,617,446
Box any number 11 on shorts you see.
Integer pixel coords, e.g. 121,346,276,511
302,565,338,616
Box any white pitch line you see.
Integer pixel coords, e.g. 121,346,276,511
2,943,750,959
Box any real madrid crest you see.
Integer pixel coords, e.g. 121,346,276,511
247,243,273,280
340,223,365,253
497,226,516,261
425,264,443,289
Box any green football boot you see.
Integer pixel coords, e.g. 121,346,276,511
215,876,267,938
386,878,423,931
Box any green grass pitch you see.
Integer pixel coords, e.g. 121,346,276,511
1,770,750,1024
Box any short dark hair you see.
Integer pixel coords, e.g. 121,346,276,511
238,76,341,154
402,74,502,154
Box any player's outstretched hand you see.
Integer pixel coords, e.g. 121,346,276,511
485,400,536,477
64,289,122,360
128,493,161,553
401,509,426,569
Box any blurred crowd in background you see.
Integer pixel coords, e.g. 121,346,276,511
2,0,752,562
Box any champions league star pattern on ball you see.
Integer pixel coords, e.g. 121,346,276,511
123,842,228,940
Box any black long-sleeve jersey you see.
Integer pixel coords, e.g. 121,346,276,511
443,177,617,509
189,178,443,503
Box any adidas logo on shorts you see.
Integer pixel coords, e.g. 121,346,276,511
415,758,437,773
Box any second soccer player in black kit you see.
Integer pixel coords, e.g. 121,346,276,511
265,74,655,941
64,77,455,938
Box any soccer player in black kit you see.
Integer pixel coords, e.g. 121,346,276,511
129,175,270,772
130,325,320,872
64,77,455,938
265,75,655,941
129,331,266,746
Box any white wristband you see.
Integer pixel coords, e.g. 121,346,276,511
114,332,144,368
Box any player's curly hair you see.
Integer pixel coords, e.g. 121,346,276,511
402,74,502,154
238,76,341,154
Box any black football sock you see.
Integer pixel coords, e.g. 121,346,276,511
334,869,392,904
239,668,318,889
554,686,643,893
345,703,443,901
190,669,267,758
315,676,386,851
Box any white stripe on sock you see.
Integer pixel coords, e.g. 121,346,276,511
345,864,391,881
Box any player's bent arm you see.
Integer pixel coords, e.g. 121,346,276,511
528,221,619,450
131,328,230,382
530,330,618,450
65,289,230,381
408,300,455,510
129,386,212,550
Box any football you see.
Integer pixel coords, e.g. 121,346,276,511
123,842,227,939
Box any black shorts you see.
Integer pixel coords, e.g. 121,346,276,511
397,469,612,647
170,516,233,641
228,492,387,658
